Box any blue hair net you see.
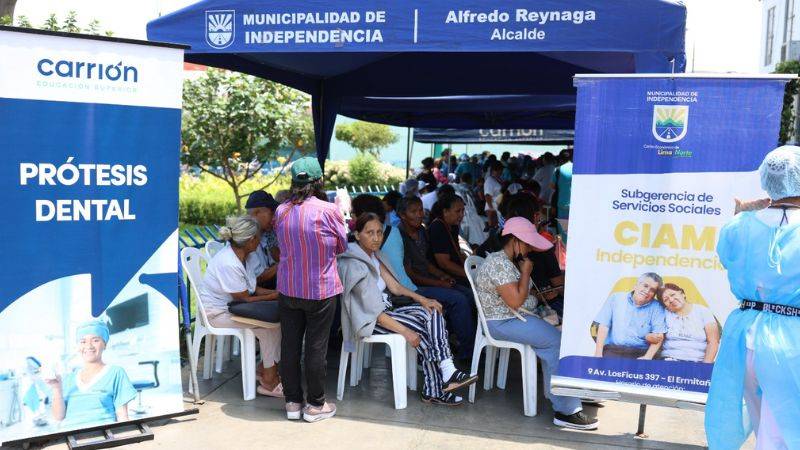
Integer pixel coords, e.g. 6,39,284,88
759,145,800,200
76,320,110,343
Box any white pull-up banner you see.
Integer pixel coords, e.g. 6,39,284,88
0,29,184,443
553,74,790,406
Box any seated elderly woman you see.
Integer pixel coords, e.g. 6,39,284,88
200,215,283,397
338,213,478,405
658,283,720,363
475,217,598,430
352,195,476,362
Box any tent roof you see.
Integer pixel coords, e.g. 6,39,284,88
149,0,686,96
147,0,686,161
339,94,576,128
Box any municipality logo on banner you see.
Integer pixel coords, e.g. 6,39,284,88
206,10,235,49
652,105,689,143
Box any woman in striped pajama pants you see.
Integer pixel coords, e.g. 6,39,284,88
339,213,478,405
373,304,453,401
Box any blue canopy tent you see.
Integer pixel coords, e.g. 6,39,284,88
147,0,686,165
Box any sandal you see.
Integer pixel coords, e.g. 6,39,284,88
442,370,479,393
257,382,284,398
421,392,463,406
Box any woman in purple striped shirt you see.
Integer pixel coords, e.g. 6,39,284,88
275,157,348,423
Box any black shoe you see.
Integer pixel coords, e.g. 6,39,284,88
454,355,473,371
553,411,598,430
421,392,463,406
442,370,479,393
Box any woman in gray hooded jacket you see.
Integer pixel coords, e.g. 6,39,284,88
338,213,478,405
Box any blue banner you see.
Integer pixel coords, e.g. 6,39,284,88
555,75,788,402
413,128,573,144
573,77,786,175
0,29,185,443
149,0,685,61
0,99,180,317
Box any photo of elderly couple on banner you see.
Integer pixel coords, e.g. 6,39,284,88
592,273,719,363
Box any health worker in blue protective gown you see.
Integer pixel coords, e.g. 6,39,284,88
705,146,800,450
47,320,136,429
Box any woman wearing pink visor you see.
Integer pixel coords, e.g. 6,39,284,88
474,217,598,430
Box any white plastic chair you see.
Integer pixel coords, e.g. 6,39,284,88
464,255,538,417
180,247,257,401
336,332,417,409
204,240,239,370
356,337,417,393
205,240,225,259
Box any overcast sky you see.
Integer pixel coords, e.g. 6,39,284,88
15,0,763,73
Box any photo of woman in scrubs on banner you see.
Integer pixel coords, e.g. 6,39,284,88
46,320,136,429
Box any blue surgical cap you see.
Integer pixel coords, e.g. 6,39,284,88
760,145,800,200
76,320,110,343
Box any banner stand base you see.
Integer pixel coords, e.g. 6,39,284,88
550,381,707,411
7,408,199,450
66,423,154,450
552,386,707,442
634,404,648,439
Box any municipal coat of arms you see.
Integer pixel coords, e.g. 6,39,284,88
652,105,689,143
206,10,235,49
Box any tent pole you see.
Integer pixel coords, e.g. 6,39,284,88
317,84,325,167
405,127,413,179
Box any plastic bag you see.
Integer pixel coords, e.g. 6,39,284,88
555,235,566,271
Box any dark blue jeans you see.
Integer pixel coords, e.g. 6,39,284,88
416,285,476,359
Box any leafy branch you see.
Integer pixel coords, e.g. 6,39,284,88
181,69,314,211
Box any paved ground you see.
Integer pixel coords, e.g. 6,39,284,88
4,347,755,450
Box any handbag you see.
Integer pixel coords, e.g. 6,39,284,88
530,280,562,326
388,293,415,309
534,302,561,327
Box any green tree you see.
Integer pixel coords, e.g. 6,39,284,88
181,68,315,210
61,10,80,33
774,60,800,145
334,120,397,156
0,11,110,34
348,153,381,186
0,0,17,21
15,14,31,27
42,13,60,31
0,9,103,33
85,19,100,35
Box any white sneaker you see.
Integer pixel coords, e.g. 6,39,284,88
285,402,303,420
302,402,336,422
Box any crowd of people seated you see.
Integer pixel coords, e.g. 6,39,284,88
195,149,597,429
192,138,800,448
